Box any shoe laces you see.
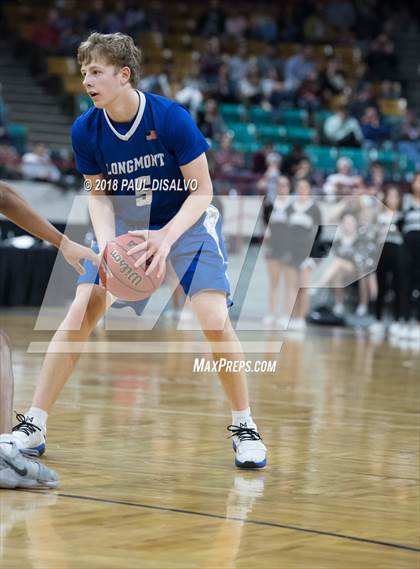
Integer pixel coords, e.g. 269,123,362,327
227,424,262,442
12,412,42,436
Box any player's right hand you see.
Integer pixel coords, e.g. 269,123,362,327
60,237,100,275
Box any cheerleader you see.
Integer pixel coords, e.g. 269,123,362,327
399,173,420,341
284,178,322,330
369,186,405,337
262,176,292,327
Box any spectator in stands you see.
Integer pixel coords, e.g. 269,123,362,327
257,45,284,78
85,0,107,33
197,98,225,141
212,63,238,103
293,157,321,188
295,70,323,111
228,43,251,83
197,0,225,37
31,10,60,50
174,71,204,117
366,161,387,191
281,144,308,177
284,46,317,91
303,3,333,43
349,82,377,120
360,106,391,147
238,69,264,105
22,143,61,183
323,105,363,147
257,152,283,204
323,157,357,202
0,114,11,145
320,58,349,98
325,0,356,32
399,109,420,165
0,144,22,180
380,80,402,100
252,143,274,174
249,13,278,43
210,132,245,177
199,37,223,86
366,33,398,81
225,10,248,40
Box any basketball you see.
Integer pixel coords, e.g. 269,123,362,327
99,233,166,301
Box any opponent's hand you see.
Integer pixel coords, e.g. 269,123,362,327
60,236,100,275
127,228,171,278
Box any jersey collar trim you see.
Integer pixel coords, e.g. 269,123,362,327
103,90,146,142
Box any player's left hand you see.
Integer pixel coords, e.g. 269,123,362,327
127,229,172,278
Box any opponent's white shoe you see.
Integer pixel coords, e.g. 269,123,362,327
227,422,267,469
0,413,46,457
0,441,58,489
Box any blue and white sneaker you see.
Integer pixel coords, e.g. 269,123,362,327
227,422,267,469
0,440,58,489
0,413,46,457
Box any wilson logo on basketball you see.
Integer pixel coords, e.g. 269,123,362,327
110,247,143,286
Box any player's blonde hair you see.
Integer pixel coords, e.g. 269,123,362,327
77,32,142,87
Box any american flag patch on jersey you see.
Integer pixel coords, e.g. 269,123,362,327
146,130,157,140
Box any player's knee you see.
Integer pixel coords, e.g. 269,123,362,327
201,314,230,342
66,287,106,329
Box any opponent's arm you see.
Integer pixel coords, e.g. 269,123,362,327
86,174,116,251
0,180,98,274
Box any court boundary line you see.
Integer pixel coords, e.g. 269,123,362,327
22,489,420,554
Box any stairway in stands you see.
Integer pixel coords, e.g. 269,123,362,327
396,30,420,113
0,41,73,150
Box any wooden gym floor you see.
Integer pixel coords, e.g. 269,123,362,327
0,312,419,569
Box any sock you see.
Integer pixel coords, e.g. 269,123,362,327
25,407,48,431
232,407,254,427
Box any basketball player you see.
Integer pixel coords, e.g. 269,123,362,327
1,33,267,469
0,180,99,273
0,180,98,488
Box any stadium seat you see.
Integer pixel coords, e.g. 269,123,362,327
8,123,27,153
305,145,338,173
248,107,272,124
369,148,399,165
279,109,308,126
285,126,316,144
232,141,262,153
314,110,334,127
273,143,292,155
226,122,257,143
257,125,287,144
219,103,246,122
77,94,93,113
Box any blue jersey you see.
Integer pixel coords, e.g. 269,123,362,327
71,91,209,227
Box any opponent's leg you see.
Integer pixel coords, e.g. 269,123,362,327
0,331,14,434
5,284,111,456
191,291,266,469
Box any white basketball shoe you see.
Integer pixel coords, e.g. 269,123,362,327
0,440,58,489
227,421,267,469
0,413,46,457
